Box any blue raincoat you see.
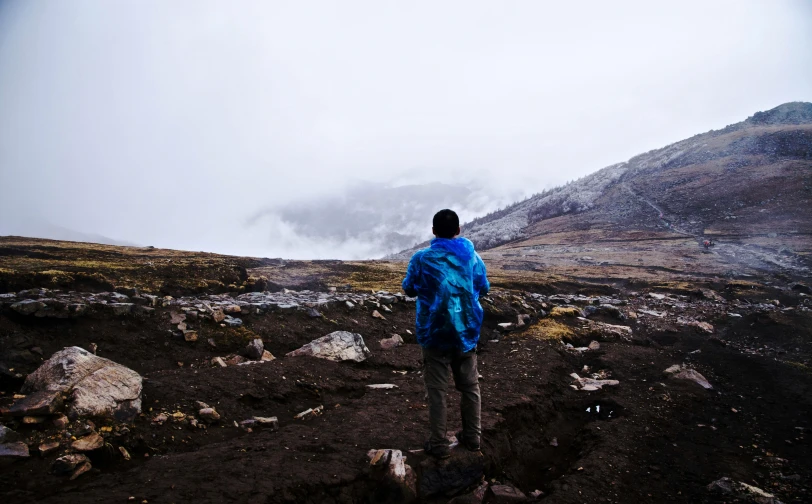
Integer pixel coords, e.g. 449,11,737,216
402,237,490,352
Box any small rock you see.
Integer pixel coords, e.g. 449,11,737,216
207,338,217,348
367,384,398,389
9,390,63,417
0,424,20,443
71,432,104,451
380,334,404,350
372,310,386,320
252,416,279,430
22,416,47,424
549,437,558,447
489,484,528,503
664,365,713,389
211,308,226,323
199,408,220,422
307,308,322,318
70,459,92,480
224,304,241,314
225,354,246,365
345,301,355,310
223,316,243,327
152,413,168,424
245,338,264,360
119,446,131,460
211,356,227,368
260,350,275,362
497,322,515,331
0,441,29,459
52,453,89,474
169,311,187,324
38,441,60,456
295,405,324,419
588,341,600,350
183,330,198,342
707,477,779,503
570,373,619,391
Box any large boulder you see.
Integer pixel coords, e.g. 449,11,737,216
286,331,371,362
22,347,142,421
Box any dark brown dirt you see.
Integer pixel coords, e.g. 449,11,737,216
1,241,811,503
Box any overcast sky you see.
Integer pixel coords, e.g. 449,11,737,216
0,1,810,258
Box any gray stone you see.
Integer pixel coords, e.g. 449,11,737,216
71,432,103,451
0,424,20,443
578,318,633,341
0,442,30,459
52,454,91,479
38,441,60,456
11,299,45,315
489,485,528,502
380,334,404,350
199,408,221,422
286,331,371,362
252,416,279,430
23,346,142,421
223,315,243,327
664,365,713,389
246,339,264,360
707,477,780,503
9,390,63,417
307,308,322,318
569,373,619,391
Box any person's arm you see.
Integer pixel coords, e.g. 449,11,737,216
473,253,490,296
402,253,421,297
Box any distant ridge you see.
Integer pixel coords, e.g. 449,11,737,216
389,101,812,259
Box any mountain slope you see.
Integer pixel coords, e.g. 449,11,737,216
392,102,812,280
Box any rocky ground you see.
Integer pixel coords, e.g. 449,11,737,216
0,239,811,503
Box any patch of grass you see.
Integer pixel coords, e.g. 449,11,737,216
785,361,811,374
550,306,582,318
213,326,261,348
509,318,575,341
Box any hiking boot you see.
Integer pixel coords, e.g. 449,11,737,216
455,431,481,452
423,441,451,459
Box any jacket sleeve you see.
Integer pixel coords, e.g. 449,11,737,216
402,253,420,297
473,253,490,296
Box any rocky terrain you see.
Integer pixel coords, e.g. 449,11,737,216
0,237,810,503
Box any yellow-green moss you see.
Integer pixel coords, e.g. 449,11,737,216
550,306,581,318
509,318,575,341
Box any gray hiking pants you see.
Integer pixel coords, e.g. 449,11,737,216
422,346,481,448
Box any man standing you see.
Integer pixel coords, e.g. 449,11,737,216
402,209,490,458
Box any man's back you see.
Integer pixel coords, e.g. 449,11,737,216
402,236,489,352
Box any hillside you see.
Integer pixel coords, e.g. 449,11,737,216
393,102,812,282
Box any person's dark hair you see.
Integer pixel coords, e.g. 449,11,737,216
432,209,460,239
